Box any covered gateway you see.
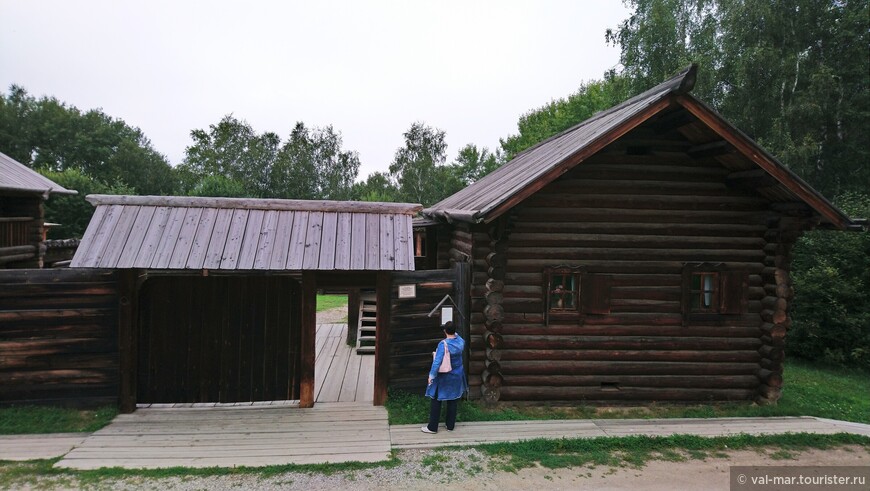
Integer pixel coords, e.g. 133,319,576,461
72,195,421,412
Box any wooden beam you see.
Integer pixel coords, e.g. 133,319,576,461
373,271,391,406
347,288,361,346
85,194,423,215
687,140,733,159
299,271,317,408
651,109,695,134
726,169,778,189
118,269,138,413
676,95,851,230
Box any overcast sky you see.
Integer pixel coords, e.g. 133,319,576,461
1,1,630,180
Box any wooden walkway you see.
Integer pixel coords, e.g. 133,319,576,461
57,403,390,469
0,433,88,461
315,323,374,404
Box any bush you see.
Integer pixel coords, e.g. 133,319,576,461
788,192,870,369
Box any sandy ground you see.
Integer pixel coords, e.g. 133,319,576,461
316,306,348,325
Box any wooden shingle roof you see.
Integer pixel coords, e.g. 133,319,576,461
0,151,76,197
423,65,857,231
71,195,422,271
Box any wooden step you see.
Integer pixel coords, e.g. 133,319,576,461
356,346,375,355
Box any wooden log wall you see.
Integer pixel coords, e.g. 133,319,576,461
0,195,44,268
465,125,804,404
388,268,459,393
0,268,120,407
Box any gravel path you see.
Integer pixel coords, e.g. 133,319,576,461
316,306,348,325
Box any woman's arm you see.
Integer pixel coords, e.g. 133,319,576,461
429,341,444,383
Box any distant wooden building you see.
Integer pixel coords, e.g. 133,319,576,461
416,65,862,405
0,151,76,268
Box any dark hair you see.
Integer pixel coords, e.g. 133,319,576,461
442,321,456,335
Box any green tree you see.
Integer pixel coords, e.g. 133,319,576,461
606,0,870,197
500,75,631,159
0,85,177,195
188,175,249,198
451,144,502,185
388,122,463,206
352,171,400,202
38,168,134,239
180,115,279,197
271,122,360,200
789,192,870,369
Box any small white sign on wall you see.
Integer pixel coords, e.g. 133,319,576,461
398,284,416,299
441,306,453,325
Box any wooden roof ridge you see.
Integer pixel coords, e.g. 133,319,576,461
86,194,423,215
0,150,77,198
422,65,698,224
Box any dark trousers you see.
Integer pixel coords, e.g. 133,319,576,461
427,398,458,432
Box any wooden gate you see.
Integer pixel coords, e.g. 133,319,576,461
137,275,301,404
387,262,469,393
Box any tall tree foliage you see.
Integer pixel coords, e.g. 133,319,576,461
500,75,631,159
180,117,360,200
39,169,135,239
388,122,463,206
606,0,869,198
0,85,177,195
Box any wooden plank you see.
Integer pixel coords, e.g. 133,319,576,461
149,207,187,269
355,354,374,402
333,212,352,270
253,209,280,270
301,211,324,269
236,209,265,270
268,211,295,270
394,214,412,270
97,206,140,268
131,207,171,268
285,211,309,269
83,204,124,267
168,208,204,269
86,194,421,214
219,209,249,269
116,206,155,268
374,271,390,405
317,212,338,270
379,214,394,270
365,214,380,269
202,208,234,269
71,205,108,267
185,207,218,269
350,213,367,269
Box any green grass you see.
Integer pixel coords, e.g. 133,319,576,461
0,406,118,435
475,432,870,473
387,359,870,425
316,294,347,312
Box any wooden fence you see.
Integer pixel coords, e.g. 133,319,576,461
0,268,120,407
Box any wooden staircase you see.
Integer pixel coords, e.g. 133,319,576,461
356,291,377,354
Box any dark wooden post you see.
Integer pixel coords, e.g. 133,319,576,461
118,269,138,413
299,271,317,408
346,288,360,346
373,271,391,405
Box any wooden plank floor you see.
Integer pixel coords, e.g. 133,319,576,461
315,323,374,404
0,433,89,461
57,403,390,469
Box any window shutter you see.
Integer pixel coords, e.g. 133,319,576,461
719,271,748,314
582,274,612,314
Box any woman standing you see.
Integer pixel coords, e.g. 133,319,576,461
422,321,467,433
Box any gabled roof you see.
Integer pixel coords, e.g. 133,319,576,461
0,151,76,198
423,65,857,231
71,195,422,271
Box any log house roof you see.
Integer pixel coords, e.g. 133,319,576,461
71,195,422,271
423,65,858,231
0,151,76,198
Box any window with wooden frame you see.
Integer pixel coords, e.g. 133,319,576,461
681,263,748,325
544,266,611,324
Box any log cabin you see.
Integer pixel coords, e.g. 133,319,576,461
0,151,76,268
417,65,863,405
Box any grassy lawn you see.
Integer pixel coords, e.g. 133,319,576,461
387,359,870,425
316,294,347,312
0,406,117,435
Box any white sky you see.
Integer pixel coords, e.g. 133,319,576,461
0,1,630,180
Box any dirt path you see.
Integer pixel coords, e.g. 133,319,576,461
316,306,347,325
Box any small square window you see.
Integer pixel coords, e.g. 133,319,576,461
549,273,577,311
690,272,719,312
